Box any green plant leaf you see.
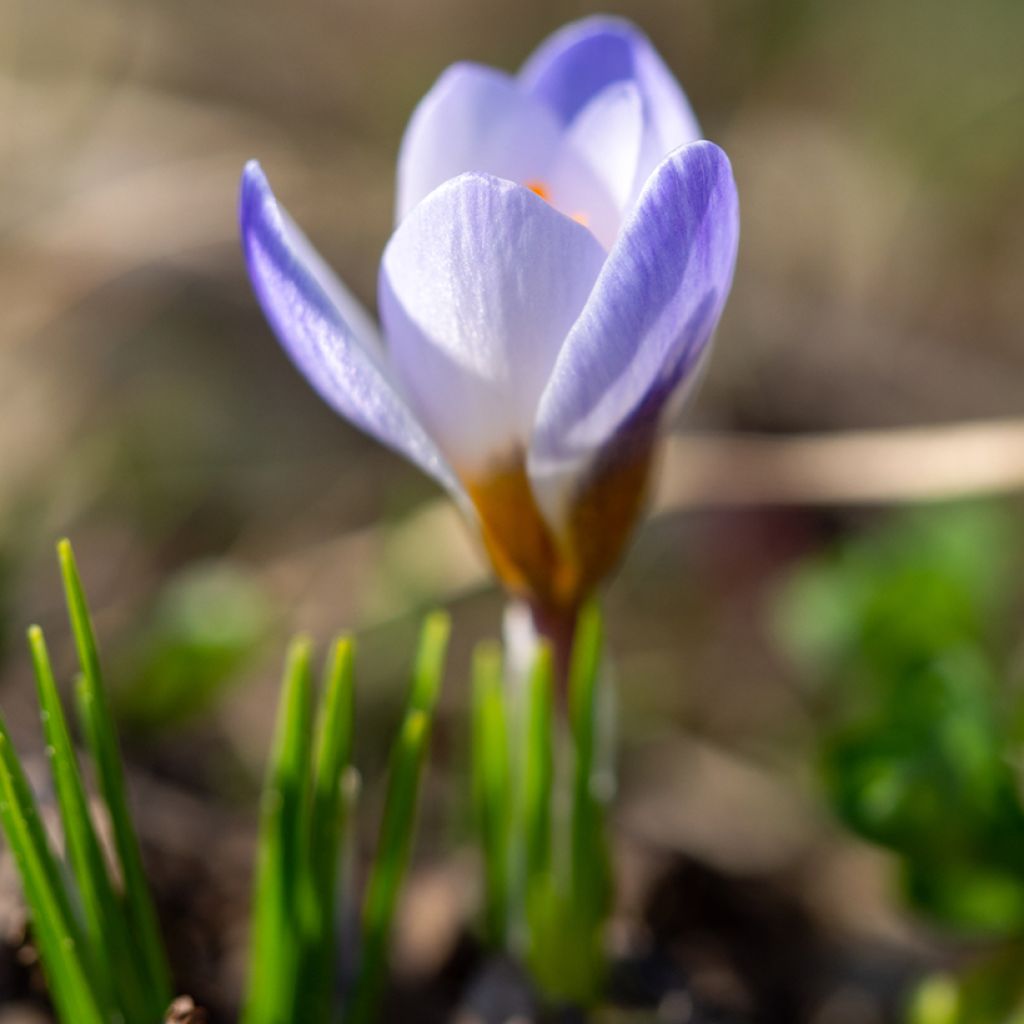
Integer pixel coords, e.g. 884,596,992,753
297,636,356,1022
29,626,155,1023
243,636,314,1024
59,539,172,1006
0,714,106,1024
349,613,449,1024
472,641,511,948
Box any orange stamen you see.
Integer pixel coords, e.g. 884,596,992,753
524,181,590,230
525,180,552,202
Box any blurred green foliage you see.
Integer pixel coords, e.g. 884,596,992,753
776,503,1024,934
775,503,1024,1020
113,561,272,729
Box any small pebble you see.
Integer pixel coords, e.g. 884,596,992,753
165,995,208,1023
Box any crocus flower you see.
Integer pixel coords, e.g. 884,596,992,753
240,16,739,627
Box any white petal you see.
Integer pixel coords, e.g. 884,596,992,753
379,172,607,474
396,62,563,221
561,80,644,213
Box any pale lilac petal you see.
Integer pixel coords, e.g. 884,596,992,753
239,161,463,499
528,141,739,529
379,172,607,474
544,144,622,252
519,16,701,194
396,62,563,221
546,80,643,248
561,80,643,211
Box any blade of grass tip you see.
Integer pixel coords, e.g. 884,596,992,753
58,539,172,1005
471,642,511,949
29,627,152,1024
348,709,432,1024
567,600,611,1001
310,638,356,879
408,611,451,714
297,636,356,1022
242,636,314,1024
0,716,107,1024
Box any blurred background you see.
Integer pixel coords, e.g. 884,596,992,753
2,1,1023,1021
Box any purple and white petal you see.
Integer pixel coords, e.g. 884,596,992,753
395,63,563,222
528,141,740,530
379,172,607,475
519,16,702,195
239,161,464,499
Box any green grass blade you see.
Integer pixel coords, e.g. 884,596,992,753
568,602,603,762
0,715,107,1024
471,642,511,948
296,636,356,1022
29,626,154,1024
243,637,315,1024
310,638,356,883
567,600,611,1003
521,642,554,903
28,629,110,950
348,710,432,1024
408,611,450,714
349,615,448,1024
58,539,172,1006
